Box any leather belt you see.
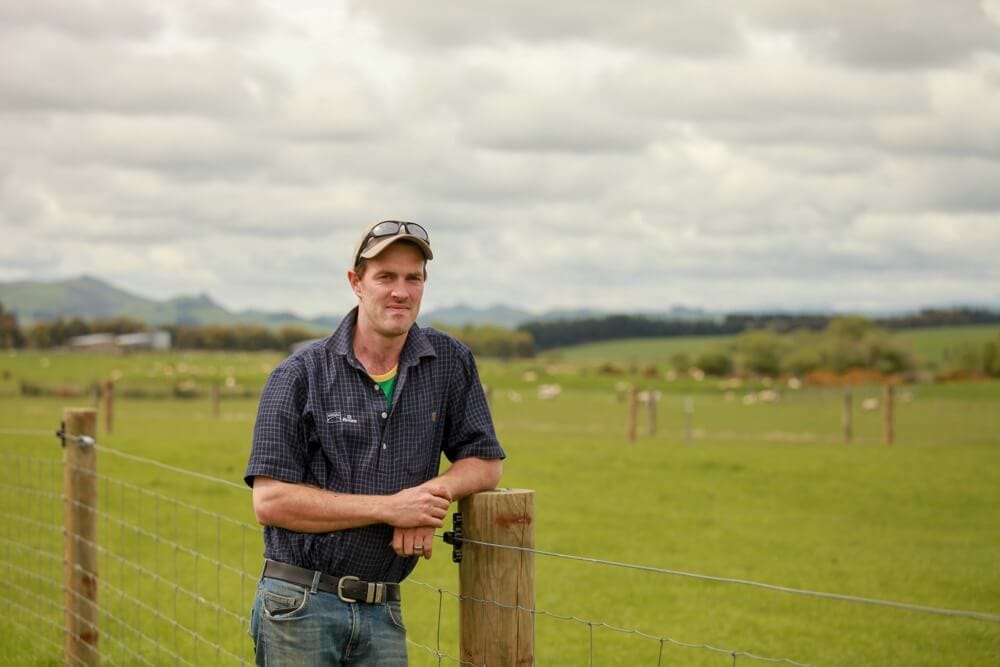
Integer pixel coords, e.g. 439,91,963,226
262,559,401,604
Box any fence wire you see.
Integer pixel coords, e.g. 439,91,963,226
1,426,997,666
445,536,1000,625
404,578,814,667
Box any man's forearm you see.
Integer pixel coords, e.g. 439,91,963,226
430,457,503,502
253,477,389,533
252,476,451,533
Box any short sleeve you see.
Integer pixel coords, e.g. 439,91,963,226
244,362,309,487
441,348,506,463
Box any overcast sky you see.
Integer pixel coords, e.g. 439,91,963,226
2,1,1000,318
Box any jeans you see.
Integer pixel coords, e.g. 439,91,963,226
249,576,408,666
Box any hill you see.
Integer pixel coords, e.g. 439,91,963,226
420,303,532,328
0,276,714,330
0,276,341,331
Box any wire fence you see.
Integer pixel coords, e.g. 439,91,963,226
1,426,997,666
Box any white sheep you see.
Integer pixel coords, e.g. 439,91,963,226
537,384,562,400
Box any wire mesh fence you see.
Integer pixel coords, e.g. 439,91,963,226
0,444,260,666
1,422,997,666
0,434,820,666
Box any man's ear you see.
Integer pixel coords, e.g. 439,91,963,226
347,270,361,296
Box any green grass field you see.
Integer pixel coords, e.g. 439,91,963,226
549,323,1000,370
895,323,1000,367
1,345,998,666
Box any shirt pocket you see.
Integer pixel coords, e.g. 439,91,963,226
393,401,444,481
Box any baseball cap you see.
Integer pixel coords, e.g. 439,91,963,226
352,220,433,268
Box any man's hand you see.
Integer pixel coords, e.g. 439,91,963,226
383,483,452,528
391,525,437,559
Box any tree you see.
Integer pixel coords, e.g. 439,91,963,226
444,324,535,359
668,352,692,373
737,330,786,376
0,302,26,349
695,350,733,376
90,316,148,335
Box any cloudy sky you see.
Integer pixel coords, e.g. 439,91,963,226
2,1,1000,318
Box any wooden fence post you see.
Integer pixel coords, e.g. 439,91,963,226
842,391,853,444
883,384,895,445
647,391,657,437
626,386,638,443
211,382,221,419
63,408,100,666
459,489,535,666
683,395,694,445
102,379,114,434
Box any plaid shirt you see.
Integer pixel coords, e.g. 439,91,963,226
245,307,504,583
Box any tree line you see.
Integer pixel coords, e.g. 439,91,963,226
518,307,1000,348
0,302,535,358
677,317,917,378
2,301,998,377
0,305,328,352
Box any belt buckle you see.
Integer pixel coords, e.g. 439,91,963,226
337,575,360,603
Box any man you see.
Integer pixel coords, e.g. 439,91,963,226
244,220,505,665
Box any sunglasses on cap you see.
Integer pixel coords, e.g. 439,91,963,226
355,220,430,266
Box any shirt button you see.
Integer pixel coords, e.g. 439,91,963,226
382,443,387,450
373,384,379,391
381,411,388,419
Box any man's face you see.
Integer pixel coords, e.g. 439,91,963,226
349,242,426,339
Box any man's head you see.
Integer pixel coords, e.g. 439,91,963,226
352,220,432,278
348,220,432,339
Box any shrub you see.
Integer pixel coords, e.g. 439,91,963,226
695,351,733,377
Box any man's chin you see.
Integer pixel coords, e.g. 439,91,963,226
382,317,414,336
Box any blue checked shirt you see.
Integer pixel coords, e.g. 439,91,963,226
245,307,505,583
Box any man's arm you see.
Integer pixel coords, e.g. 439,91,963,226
392,457,503,558
252,476,452,533
431,456,503,501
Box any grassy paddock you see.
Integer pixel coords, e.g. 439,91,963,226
547,323,1000,368
0,349,998,665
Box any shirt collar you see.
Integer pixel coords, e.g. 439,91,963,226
326,306,436,368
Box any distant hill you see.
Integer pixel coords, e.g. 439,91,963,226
419,304,716,328
0,276,715,331
419,304,533,328
0,275,151,324
0,276,340,331
2,276,997,342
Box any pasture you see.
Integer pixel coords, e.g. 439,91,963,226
0,343,998,666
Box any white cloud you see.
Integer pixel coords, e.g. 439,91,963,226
1,0,998,317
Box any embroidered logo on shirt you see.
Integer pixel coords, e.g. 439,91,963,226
327,411,359,424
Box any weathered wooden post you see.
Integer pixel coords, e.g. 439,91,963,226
683,395,694,445
626,385,638,443
211,382,221,419
883,384,895,445
842,390,853,444
646,391,657,437
459,489,535,666
102,379,114,434
63,408,99,666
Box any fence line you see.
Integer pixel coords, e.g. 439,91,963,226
5,424,996,452
445,536,1000,624
7,433,1000,632
406,578,813,667
2,428,998,666
95,443,248,491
